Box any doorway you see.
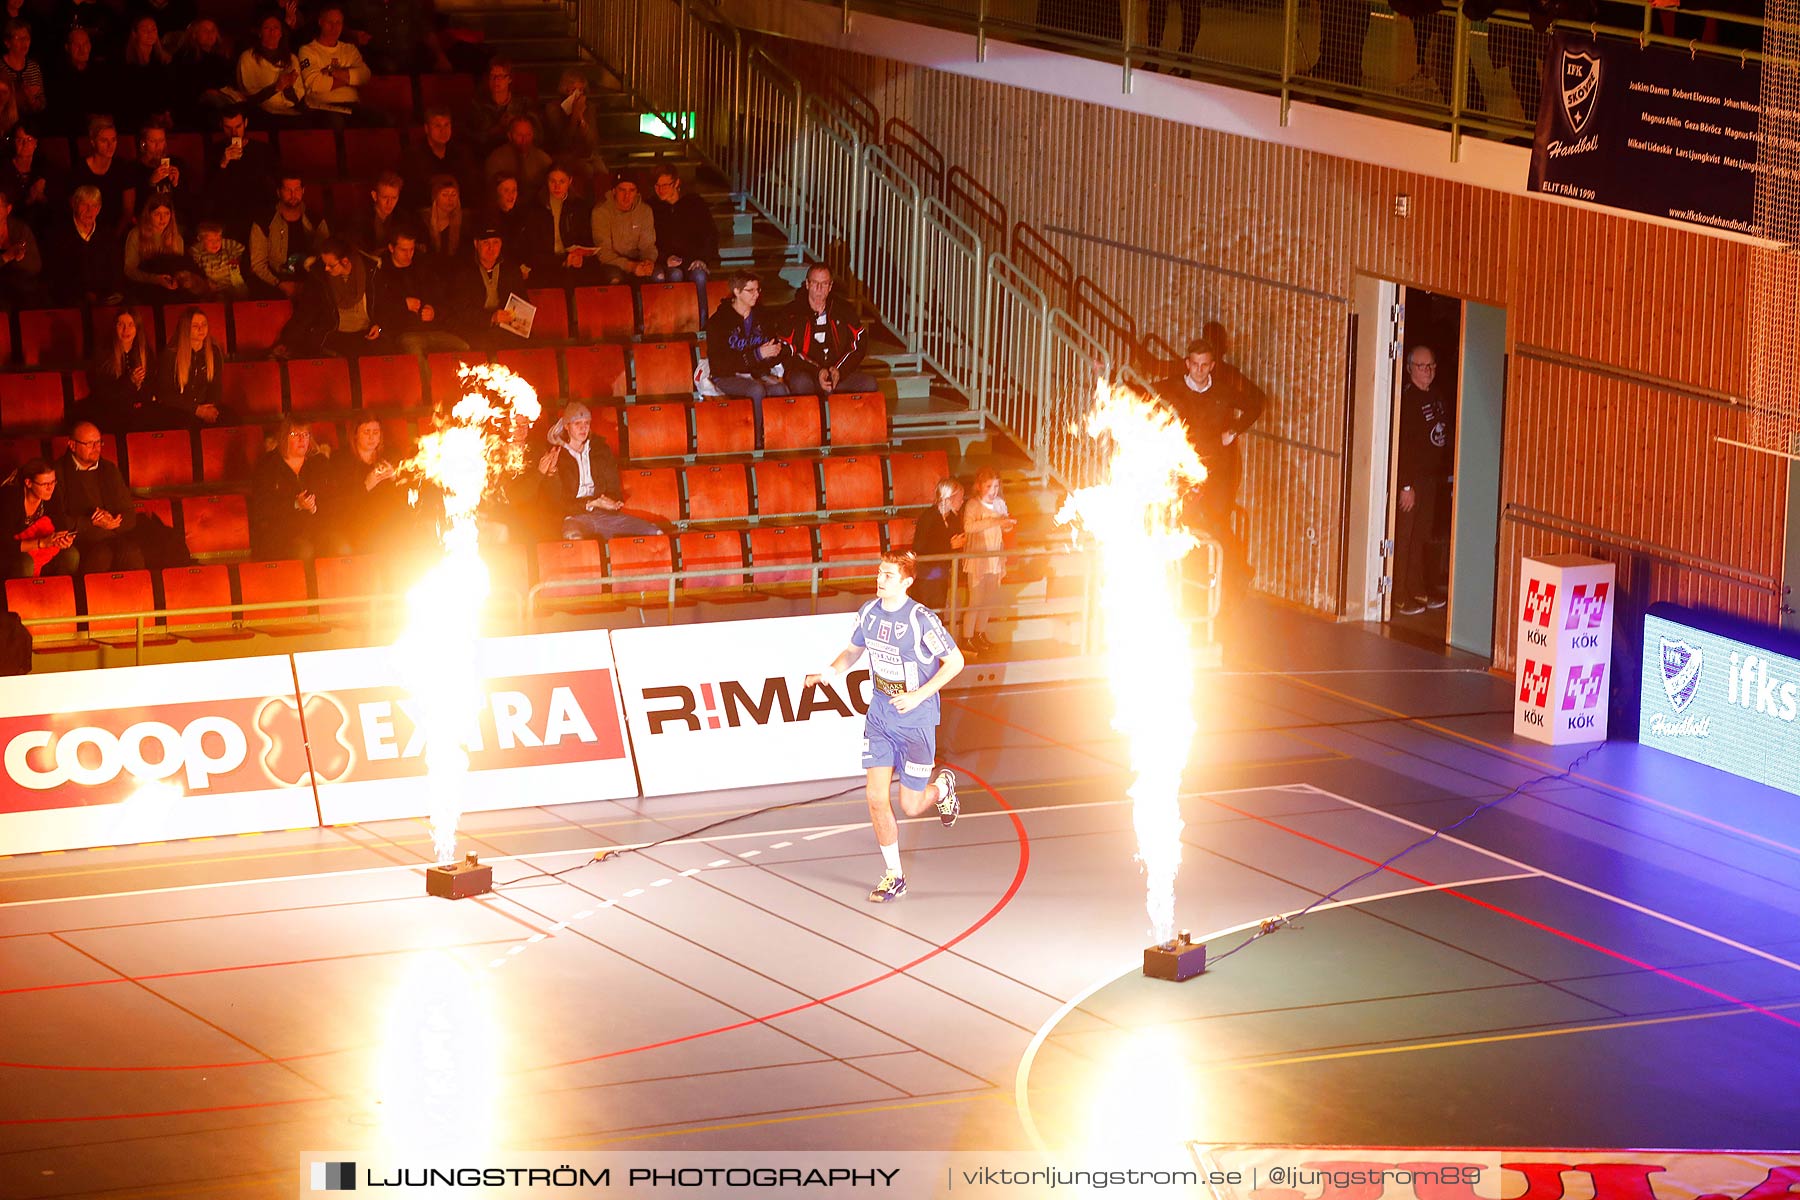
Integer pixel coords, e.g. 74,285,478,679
1345,278,1507,659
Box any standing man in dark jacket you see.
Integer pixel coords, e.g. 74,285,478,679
1157,337,1266,614
647,166,717,284
1392,344,1454,616
703,269,789,447
777,262,875,395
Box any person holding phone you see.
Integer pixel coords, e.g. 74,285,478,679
4,458,78,579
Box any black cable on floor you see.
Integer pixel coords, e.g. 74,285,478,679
1202,742,1608,969
490,783,870,890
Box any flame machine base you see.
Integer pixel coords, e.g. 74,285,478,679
426,853,494,900
1143,931,1206,982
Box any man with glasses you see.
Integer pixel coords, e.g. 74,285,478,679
646,167,717,286
1393,343,1454,616
5,458,78,579
776,262,875,396
54,422,141,573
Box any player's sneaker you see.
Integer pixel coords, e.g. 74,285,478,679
933,768,960,827
868,871,907,903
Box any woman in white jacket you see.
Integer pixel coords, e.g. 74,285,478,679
959,467,1017,653
238,15,305,118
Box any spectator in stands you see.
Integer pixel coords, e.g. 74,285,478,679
370,226,464,353
47,27,113,139
540,69,602,180
647,166,716,286
249,418,350,561
520,164,592,285
0,186,41,305
153,306,226,426
172,19,237,126
590,174,655,283
71,115,131,233
470,58,529,150
274,235,385,357
3,457,78,580
52,0,114,73
250,171,327,298
268,0,315,47
1156,336,1263,613
49,184,123,304
1,19,45,114
54,422,141,573
911,477,965,612
416,172,463,262
209,107,277,241
79,309,160,430
345,169,403,262
443,223,525,345
958,466,1015,653
188,217,248,298
485,112,549,197
703,269,788,448
2,123,55,231
347,0,452,75
125,119,191,225
124,195,200,300
2,0,38,45
298,5,369,117
132,0,198,40
239,15,307,120
485,169,529,250
117,16,176,129
533,400,659,541
0,75,16,139
326,414,412,553
777,263,875,395
400,106,477,209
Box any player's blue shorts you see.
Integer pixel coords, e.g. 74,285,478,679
863,706,937,790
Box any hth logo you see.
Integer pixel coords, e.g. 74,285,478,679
644,671,871,734
1564,582,1609,645
1519,659,1552,709
1562,663,1605,711
1522,579,1557,627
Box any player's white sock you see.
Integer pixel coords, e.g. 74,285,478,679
880,840,902,876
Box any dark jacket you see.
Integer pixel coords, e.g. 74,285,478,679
1397,383,1454,493
703,297,785,379
368,254,445,335
647,191,718,265
152,344,225,421
276,262,349,357
205,136,279,237
519,198,588,275
912,502,962,563
2,471,74,544
441,252,527,338
248,450,334,559
400,138,480,211
48,217,122,304
775,295,868,375
83,343,156,427
1155,364,1266,469
534,436,624,517
53,452,136,544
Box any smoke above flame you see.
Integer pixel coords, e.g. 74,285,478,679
1056,382,1205,945
396,364,541,864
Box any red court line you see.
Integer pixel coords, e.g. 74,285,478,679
1204,794,1800,1034
0,761,1029,1120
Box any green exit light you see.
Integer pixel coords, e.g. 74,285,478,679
640,112,697,140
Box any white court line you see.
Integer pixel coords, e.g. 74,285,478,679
1292,782,1800,977
1011,870,1539,1159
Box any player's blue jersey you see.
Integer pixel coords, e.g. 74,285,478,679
851,597,957,729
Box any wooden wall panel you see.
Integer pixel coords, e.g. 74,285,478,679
765,40,1776,665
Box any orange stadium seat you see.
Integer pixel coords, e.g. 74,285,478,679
161,564,244,636
527,288,571,341
200,424,267,484
84,569,171,643
817,520,882,581
563,344,629,400
357,354,425,410
286,357,354,413
125,431,195,490
606,535,674,596
132,496,175,533
344,127,402,179
237,558,313,623
624,403,689,459
363,75,415,124
692,398,755,457
278,128,339,177
325,181,363,225
582,406,621,453
763,395,823,453
0,313,12,364
314,554,382,623
7,575,77,642
230,300,290,357
378,416,424,458
888,450,948,508
747,525,814,586
17,307,84,366
536,538,604,607
493,347,561,404
885,517,916,553
221,360,284,418
307,420,342,452
827,392,887,446
182,493,251,558
426,350,472,407
632,343,694,397
618,467,680,525
678,530,746,589
572,285,635,340
639,283,700,337
419,73,475,113
0,436,43,475
821,454,884,512
167,132,206,184
683,463,749,522
704,277,732,316
2,373,66,433
752,458,818,519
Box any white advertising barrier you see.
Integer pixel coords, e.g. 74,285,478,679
1513,554,1616,745
294,630,639,826
612,613,871,796
0,655,322,855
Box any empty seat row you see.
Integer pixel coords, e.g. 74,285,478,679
594,452,947,527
